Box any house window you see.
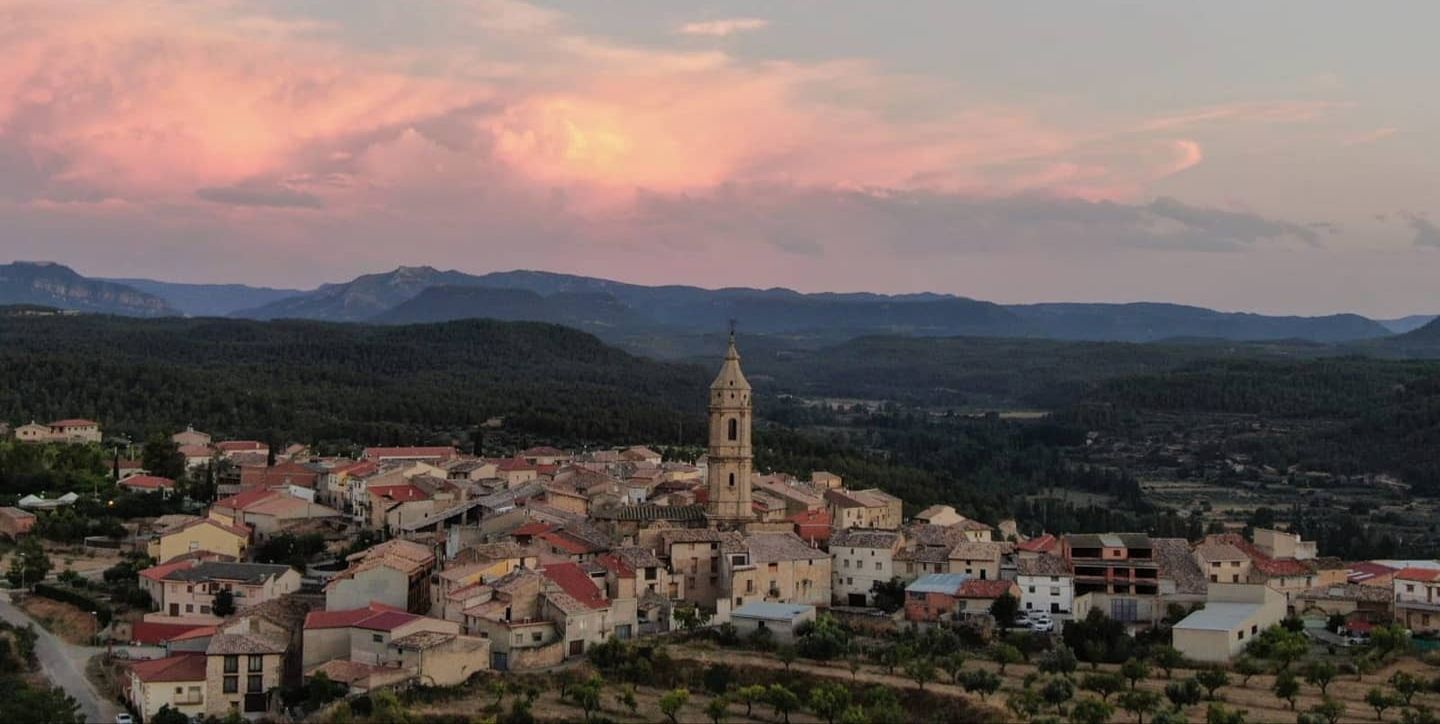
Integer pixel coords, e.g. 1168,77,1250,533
248,655,263,672
727,419,738,441
1237,630,1244,640
200,606,211,615
532,632,543,643
372,633,384,643
874,562,881,571
728,473,735,488
1251,625,1258,634
224,656,239,674
1028,586,1036,594
1050,587,1061,596
247,674,263,693
223,676,238,694
185,604,194,613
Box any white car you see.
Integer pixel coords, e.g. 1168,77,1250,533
115,714,134,724
1030,618,1055,633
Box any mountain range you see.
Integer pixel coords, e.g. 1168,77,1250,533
5,260,1437,346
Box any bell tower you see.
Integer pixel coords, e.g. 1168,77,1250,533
706,328,754,527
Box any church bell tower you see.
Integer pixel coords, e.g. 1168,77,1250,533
706,329,755,527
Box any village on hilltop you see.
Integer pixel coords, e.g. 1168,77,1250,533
2,335,1436,723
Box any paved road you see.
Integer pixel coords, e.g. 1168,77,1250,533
0,592,120,723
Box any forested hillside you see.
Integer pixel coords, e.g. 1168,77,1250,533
0,315,708,447
1068,357,1440,493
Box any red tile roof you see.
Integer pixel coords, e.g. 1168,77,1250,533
129,622,210,645
521,446,568,458
127,653,208,682
139,560,196,582
1396,567,1440,582
1347,561,1398,583
957,579,1018,599
363,446,457,460
513,522,558,537
168,625,218,642
354,611,421,632
595,553,634,578
788,508,832,544
216,440,267,452
303,602,411,630
495,457,538,472
1017,534,1058,553
120,475,176,490
542,562,607,609
214,487,280,512
538,530,600,555
368,483,430,503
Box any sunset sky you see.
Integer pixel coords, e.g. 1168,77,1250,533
2,0,1437,315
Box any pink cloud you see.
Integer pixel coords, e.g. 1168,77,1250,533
678,18,770,37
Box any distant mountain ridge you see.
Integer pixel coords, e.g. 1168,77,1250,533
250,266,1394,344
0,260,1414,344
1006,302,1390,343
105,278,304,318
0,262,177,317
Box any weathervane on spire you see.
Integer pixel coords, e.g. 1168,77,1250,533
728,318,737,343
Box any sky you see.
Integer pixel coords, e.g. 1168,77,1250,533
1,0,1438,316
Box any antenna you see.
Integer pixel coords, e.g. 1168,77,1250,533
728,318,737,341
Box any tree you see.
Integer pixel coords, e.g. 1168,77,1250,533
1039,645,1079,679
1403,708,1440,724
991,592,1020,630
1269,630,1309,673
212,589,236,617
904,657,936,691
1194,668,1229,700
1164,678,1203,711
1307,696,1345,724
1365,687,1396,721
863,686,904,724
1204,703,1246,724
795,614,851,661
617,684,638,716
991,643,1023,674
957,669,1001,701
1371,624,1410,659
847,655,863,680
1354,653,1379,681
674,605,712,631
142,434,186,481
1118,689,1162,724
765,684,799,724
735,685,766,717
840,706,867,724
808,683,851,724
151,706,190,724
659,688,690,724
870,577,907,613
1069,698,1114,724
1304,660,1337,696
1273,671,1300,710
1123,658,1151,690
572,675,603,722
706,696,729,724
777,645,798,672
941,652,967,684
1151,711,1189,724
1041,677,1076,714
1152,646,1184,679
1080,672,1125,703
1392,671,1424,706
487,679,508,708
1007,687,1044,721
1233,657,1262,687
5,537,51,590
370,690,410,724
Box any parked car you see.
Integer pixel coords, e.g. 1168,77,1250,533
115,714,134,724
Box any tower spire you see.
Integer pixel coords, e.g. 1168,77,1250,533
706,327,754,528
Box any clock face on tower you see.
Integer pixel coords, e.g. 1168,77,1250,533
707,332,754,525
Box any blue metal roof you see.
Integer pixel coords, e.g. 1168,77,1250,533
905,572,971,594
731,601,814,621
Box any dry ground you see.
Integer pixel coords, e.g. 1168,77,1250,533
19,596,98,645
412,679,826,723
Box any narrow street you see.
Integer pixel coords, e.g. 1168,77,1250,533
0,592,120,723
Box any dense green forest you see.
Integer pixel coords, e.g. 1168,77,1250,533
0,315,709,448
734,334,1333,409
1067,357,1440,494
